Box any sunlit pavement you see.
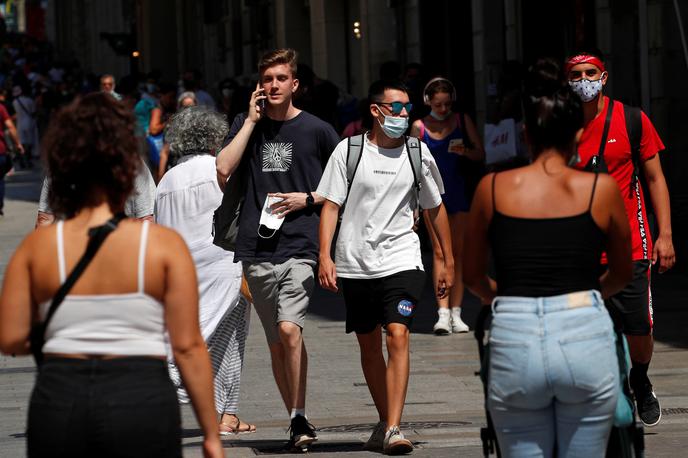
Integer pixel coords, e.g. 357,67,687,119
1,166,687,457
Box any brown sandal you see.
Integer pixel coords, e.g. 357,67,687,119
219,416,257,436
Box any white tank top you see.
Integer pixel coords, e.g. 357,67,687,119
39,220,167,356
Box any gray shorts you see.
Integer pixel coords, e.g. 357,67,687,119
243,258,316,344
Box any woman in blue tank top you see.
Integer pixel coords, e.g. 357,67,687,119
410,77,485,336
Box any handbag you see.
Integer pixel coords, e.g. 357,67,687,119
29,213,125,365
484,118,518,165
613,330,635,427
212,155,249,252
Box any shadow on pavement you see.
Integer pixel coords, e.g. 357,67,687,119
5,164,43,203
652,265,688,349
308,249,484,335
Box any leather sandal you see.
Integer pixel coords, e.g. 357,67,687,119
219,416,257,436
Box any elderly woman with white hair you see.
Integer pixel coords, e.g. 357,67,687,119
155,106,255,435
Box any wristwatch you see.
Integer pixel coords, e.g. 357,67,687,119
306,192,315,208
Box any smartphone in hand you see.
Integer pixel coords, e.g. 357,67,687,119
448,138,465,155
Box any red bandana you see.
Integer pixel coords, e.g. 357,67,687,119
565,54,606,74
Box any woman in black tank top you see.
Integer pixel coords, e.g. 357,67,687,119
463,59,633,457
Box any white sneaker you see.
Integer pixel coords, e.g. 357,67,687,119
364,420,387,451
383,425,413,455
450,308,469,333
433,308,451,335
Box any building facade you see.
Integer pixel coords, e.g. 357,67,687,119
26,0,688,232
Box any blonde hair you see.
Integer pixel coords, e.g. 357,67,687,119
258,48,298,77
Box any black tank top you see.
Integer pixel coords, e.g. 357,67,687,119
488,173,605,297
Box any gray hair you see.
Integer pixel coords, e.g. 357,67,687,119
164,106,228,157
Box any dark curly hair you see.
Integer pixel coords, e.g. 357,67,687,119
41,93,140,218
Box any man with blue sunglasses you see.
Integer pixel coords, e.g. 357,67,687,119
317,80,453,455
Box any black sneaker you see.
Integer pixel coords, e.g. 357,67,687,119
633,378,661,427
288,415,317,450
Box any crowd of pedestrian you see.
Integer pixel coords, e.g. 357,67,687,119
0,38,677,458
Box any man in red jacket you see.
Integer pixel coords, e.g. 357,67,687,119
566,51,675,427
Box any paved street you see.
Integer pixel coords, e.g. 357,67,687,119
1,167,687,457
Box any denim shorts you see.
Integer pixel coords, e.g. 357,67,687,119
487,290,618,457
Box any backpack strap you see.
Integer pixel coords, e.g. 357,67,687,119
597,99,615,160
623,104,643,195
403,135,423,210
344,133,365,206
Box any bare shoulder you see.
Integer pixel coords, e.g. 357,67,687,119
146,222,188,249
589,173,620,201
19,224,55,255
475,172,497,199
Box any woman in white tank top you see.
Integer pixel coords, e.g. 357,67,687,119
0,93,224,458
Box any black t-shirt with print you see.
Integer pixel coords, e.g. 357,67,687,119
226,111,339,263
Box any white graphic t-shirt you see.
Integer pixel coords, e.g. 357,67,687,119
317,136,444,279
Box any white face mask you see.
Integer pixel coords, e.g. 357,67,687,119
375,106,409,139
568,73,606,102
221,88,233,98
257,195,285,238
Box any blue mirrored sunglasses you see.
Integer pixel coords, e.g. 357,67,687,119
378,101,413,115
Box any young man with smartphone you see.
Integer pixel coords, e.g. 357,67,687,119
216,48,339,451
317,80,454,455
566,51,675,427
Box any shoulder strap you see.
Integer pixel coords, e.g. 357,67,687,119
491,172,498,213
344,133,365,206
597,99,615,159
459,112,475,150
137,220,150,293
15,96,34,116
403,136,423,212
589,173,600,212
42,213,126,329
418,119,426,139
404,136,422,192
56,221,66,283
623,104,643,193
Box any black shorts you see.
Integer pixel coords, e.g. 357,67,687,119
340,269,425,334
604,260,653,336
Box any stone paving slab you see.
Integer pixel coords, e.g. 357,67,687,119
1,168,688,457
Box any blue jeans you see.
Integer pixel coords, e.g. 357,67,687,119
487,290,618,458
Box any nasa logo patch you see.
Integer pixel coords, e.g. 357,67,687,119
397,299,415,317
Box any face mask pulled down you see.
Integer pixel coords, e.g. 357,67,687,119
257,195,285,238
429,110,451,121
376,106,409,138
568,74,605,102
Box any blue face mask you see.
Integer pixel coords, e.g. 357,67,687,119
429,110,451,121
376,105,409,138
